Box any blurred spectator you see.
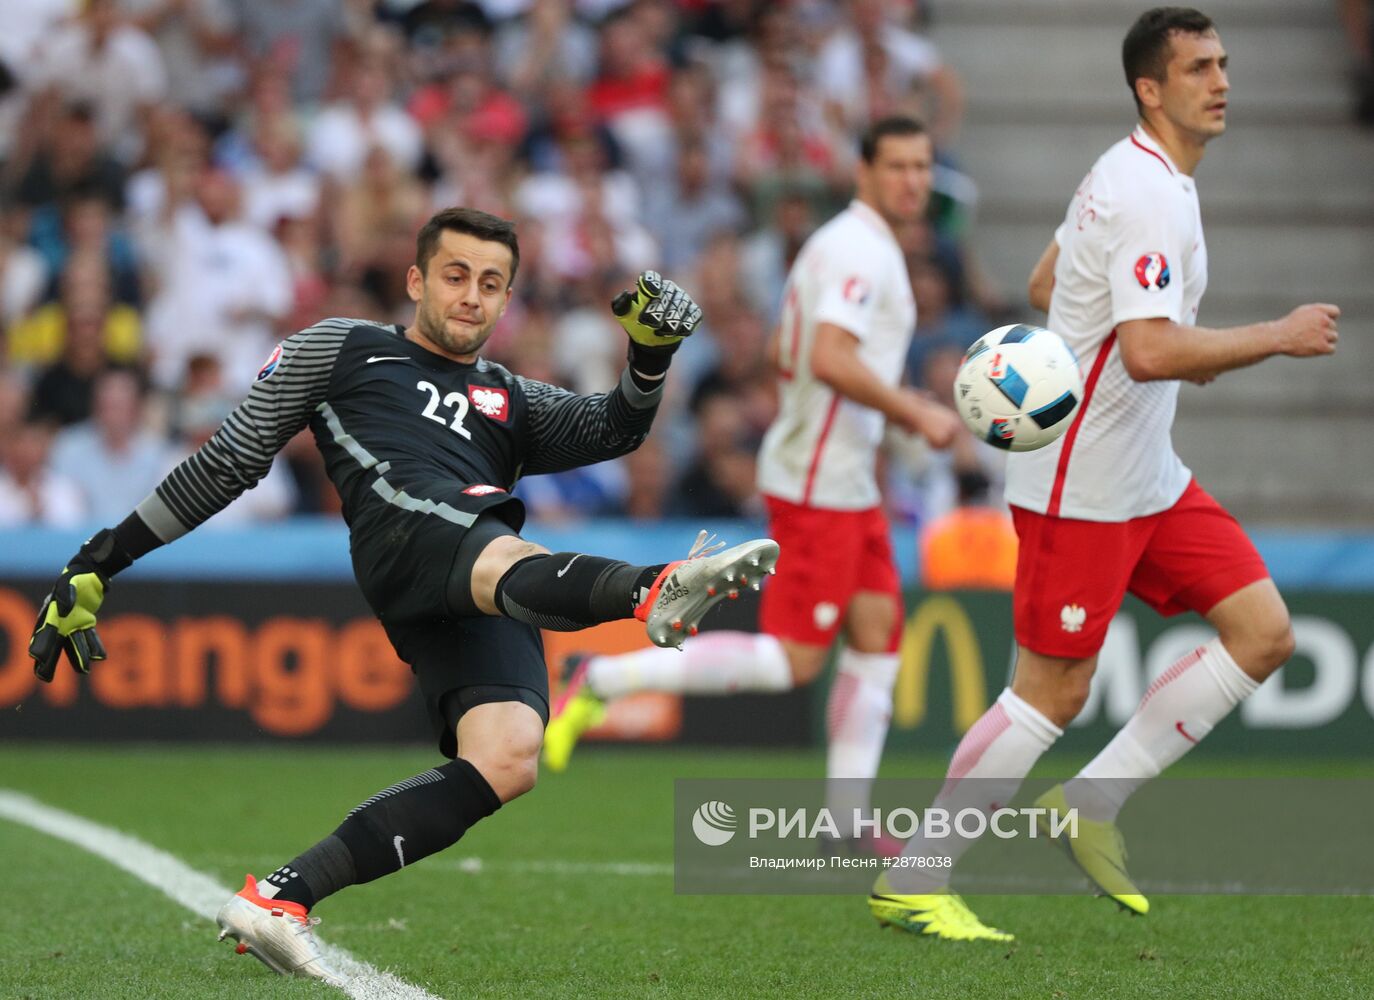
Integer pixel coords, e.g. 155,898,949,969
494,0,599,100
643,146,746,273
49,369,168,520
28,190,142,305
0,217,48,327
734,61,844,222
337,147,428,280
904,253,987,379
142,168,292,390
549,274,625,395
739,190,816,323
815,0,964,146
667,389,761,518
31,0,169,164
275,213,331,334
28,304,131,427
120,0,242,120
306,56,424,183
7,250,142,369
238,113,322,232
13,102,127,212
409,57,529,161
229,0,346,106
0,420,85,527
919,469,1018,591
0,370,31,439
585,4,671,126
619,432,669,519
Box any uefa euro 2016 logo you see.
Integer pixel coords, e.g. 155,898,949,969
691,801,737,845
1133,252,1171,290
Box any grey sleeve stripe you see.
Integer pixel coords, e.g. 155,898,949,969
319,401,477,527
135,492,191,543
618,366,664,409
152,321,352,533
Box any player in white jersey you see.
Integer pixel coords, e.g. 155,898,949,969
543,117,960,852
869,7,1340,942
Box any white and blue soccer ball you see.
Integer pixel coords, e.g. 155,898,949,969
954,324,1084,453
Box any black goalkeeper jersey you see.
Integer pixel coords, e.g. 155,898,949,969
134,318,663,545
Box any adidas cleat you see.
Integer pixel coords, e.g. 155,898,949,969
869,885,1014,942
1034,784,1149,915
635,530,780,649
542,653,607,773
216,875,346,986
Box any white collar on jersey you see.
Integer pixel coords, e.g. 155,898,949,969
847,199,901,247
1129,126,1183,178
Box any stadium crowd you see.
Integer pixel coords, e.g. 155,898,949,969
0,0,1011,531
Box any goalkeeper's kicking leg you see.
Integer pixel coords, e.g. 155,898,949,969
545,507,907,857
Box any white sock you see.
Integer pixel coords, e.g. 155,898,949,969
584,632,793,698
887,689,1062,892
1066,636,1257,822
825,649,900,836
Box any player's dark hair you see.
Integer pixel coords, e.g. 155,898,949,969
1123,7,1216,115
859,115,927,163
415,207,520,286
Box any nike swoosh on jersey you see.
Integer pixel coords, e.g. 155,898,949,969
394,835,406,867
366,355,411,364
557,554,582,578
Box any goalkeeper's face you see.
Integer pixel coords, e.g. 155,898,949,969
858,132,935,227
408,231,514,360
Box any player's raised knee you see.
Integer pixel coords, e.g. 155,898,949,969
1251,617,1296,676
468,741,540,802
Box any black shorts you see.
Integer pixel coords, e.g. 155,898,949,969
350,484,525,627
350,492,549,758
399,615,550,759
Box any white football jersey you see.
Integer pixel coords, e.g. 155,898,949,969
757,200,916,510
1005,127,1206,522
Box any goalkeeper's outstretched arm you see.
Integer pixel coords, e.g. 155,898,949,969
28,320,350,681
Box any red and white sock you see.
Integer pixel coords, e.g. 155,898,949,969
1065,636,1257,822
585,632,792,698
824,650,899,837
888,688,1062,892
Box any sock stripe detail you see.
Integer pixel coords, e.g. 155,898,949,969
1139,646,1205,709
826,672,862,740
347,769,445,817
945,702,1012,785
499,594,587,632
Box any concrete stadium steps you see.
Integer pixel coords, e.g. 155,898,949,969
957,124,1374,222
936,22,1351,125
1172,410,1366,523
930,1,1373,523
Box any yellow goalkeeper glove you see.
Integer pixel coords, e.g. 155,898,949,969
611,270,703,350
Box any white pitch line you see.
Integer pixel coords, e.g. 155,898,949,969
0,789,443,1000
430,857,674,877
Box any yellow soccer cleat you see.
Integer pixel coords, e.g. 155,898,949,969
868,877,1014,942
542,654,606,773
1034,784,1149,915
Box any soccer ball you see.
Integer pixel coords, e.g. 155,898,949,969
954,324,1083,452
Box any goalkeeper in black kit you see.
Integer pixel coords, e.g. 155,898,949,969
28,207,779,986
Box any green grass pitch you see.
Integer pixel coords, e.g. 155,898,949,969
1,745,1371,999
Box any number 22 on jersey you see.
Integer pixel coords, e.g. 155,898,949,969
416,380,472,439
